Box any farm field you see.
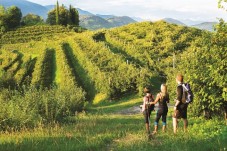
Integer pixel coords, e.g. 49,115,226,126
0,21,226,150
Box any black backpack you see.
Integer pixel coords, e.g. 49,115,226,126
182,83,194,104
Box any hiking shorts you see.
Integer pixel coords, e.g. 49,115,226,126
173,104,188,119
143,108,152,124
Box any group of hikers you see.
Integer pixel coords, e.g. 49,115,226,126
142,74,191,138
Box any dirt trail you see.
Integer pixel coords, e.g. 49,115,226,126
115,105,174,115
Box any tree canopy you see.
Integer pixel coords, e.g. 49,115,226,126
0,6,22,32
21,13,44,26
46,3,79,26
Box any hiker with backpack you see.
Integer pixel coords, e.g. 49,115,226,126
172,74,193,134
150,84,169,134
142,87,155,138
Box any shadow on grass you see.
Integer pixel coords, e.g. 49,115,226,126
104,40,144,68
62,43,97,101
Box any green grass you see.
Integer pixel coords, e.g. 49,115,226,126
89,94,142,114
0,94,226,151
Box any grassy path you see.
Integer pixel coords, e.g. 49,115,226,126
0,94,226,151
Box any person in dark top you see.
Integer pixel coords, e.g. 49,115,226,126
142,87,154,137
172,74,188,134
150,84,169,134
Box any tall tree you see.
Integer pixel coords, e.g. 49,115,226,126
56,0,59,25
69,5,79,26
58,6,69,26
47,5,69,26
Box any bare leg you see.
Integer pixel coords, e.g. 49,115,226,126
162,125,166,132
152,125,158,134
183,119,188,132
173,117,177,134
145,123,150,134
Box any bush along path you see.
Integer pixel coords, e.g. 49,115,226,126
0,94,226,151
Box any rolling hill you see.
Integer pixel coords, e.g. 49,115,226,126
192,22,217,31
96,14,115,19
107,16,137,27
162,18,186,26
79,15,113,30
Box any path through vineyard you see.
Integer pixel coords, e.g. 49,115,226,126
0,22,226,151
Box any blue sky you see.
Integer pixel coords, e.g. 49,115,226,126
27,0,227,21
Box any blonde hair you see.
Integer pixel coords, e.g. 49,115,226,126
160,84,168,99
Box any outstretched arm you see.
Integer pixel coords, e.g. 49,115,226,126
150,94,160,105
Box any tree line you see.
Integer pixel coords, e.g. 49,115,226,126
0,1,79,32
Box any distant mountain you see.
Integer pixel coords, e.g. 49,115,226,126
0,0,136,30
96,14,115,19
162,18,186,26
77,8,94,16
79,15,137,30
132,17,144,22
79,11,136,30
192,22,217,31
79,15,113,30
0,0,48,19
180,19,204,26
107,16,137,27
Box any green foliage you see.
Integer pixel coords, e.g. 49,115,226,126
46,9,56,25
47,4,79,26
218,0,227,10
0,5,22,31
0,86,85,131
21,13,44,26
0,25,70,44
166,20,226,116
0,19,226,132
0,38,87,129
47,5,70,26
69,33,144,98
106,21,202,73
37,49,55,88
92,31,106,42
14,56,36,86
69,5,79,26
